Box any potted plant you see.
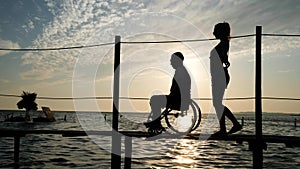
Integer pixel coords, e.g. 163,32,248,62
16,91,38,122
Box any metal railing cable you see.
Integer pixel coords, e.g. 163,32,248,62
0,35,252,52
120,34,256,44
0,94,299,101
0,33,299,51
0,42,114,52
262,33,300,37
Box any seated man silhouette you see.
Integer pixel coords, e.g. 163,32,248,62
147,52,191,129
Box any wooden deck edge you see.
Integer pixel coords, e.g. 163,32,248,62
0,129,299,147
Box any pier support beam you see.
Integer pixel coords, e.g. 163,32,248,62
124,136,132,169
253,26,263,169
111,35,122,169
14,136,20,163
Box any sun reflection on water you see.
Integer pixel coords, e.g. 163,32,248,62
167,139,200,168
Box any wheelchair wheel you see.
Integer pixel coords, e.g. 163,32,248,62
164,101,198,134
190,100,201,132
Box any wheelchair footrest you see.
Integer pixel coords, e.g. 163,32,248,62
144,120,166,134
144,120,161,128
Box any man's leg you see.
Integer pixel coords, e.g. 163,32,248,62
149,95,167,127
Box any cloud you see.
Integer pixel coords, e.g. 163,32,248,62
277,69,294,73
1,0,299,112
20,0,200,81
21,0,148,80
0,79,10,83
19,0,300,82
22,19,35,32
19,67,56,80
0,39,20,56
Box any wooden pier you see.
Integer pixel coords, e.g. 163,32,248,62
1,128,299,167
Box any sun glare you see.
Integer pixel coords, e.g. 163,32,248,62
171,139,199,168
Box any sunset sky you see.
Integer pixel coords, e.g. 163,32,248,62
0,0,299,113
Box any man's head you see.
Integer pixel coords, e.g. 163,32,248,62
170,52,184,69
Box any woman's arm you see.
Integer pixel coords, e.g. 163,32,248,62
220,41,230,68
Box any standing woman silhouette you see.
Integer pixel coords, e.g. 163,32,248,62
210,22,242,136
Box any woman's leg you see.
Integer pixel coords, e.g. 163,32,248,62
224,106,239,125
212,85,226,133
224,106,242,134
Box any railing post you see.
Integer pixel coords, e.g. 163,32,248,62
241,117,244,127
111,35,121,169
124,136,132,169
14,136,20,163
254,26,263,168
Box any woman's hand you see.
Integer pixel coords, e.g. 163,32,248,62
224,62,230,68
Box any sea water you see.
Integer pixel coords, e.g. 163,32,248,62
0,111,299,168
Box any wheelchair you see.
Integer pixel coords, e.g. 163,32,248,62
144,99,201,135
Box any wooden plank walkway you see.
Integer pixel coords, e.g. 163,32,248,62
1,128,299,146
1,129,300,147
1,128,299,165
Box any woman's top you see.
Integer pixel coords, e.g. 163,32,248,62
210,40,230,88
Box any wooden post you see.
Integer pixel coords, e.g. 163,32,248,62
241,117,244,127
124,136,132,169
14,136,20,163
111,35,122,169
253,26,263,169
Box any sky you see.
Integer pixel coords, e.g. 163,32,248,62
0,0,299,113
